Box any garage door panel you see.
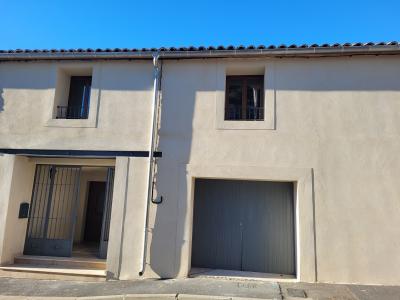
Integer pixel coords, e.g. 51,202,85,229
191,179,295,275
240,181,268,273
192,179,242,270
262,182,295,275
191,181,207,267
214,198,242,270
191,180,216,268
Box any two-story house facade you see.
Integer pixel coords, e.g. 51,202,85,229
1,43,400,285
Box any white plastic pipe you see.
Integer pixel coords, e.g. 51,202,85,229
139,53,161,276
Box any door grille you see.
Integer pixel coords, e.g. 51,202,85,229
24,165,81,257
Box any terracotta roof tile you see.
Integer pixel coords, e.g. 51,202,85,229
1,42,399,60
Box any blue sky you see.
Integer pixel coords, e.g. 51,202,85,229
1,0,399,49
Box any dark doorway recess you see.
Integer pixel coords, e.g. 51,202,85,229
84,181,106,243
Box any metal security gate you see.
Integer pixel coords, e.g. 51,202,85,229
99,167,115,259
24,165,81,257
191,179,296,275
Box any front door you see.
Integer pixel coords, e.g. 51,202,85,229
24,165,81,257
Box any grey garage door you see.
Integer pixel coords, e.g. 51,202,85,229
191,179,295,275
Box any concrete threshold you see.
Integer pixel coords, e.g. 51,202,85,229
190,268,296,283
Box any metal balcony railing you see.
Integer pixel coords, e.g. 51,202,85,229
56,105,89,119
225,106,264,121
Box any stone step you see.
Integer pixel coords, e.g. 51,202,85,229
13,255,106,270
0,264,106,281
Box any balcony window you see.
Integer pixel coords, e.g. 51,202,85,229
57,76,92,119
225,75,264,121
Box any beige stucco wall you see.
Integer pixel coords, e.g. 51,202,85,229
144,56,400,285
106,156,149,280
0,155,35,264
1,55,400,285
0,60,153,150
0,59,154,276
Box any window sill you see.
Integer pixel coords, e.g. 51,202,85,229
216,119,275,130
45,118,97,128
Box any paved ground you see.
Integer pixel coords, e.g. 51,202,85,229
0,277,400,299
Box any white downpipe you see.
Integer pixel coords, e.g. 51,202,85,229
139,53,161,276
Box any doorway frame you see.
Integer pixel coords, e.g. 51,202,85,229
175,164,316,282
22,158,116,259
78,166,115,259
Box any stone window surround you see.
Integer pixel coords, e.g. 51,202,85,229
45,63,101,128
215,60,276,130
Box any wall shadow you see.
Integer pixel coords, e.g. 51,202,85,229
149,60,214,278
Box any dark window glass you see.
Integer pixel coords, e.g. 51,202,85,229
226,79,242,120
225,75,264,121
57,76,92,119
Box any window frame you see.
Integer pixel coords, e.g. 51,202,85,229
215,61,275,130
225,75,265,121
57,75,92,119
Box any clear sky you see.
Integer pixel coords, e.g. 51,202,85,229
1,0,400,50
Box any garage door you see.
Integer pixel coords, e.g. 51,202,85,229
191,179,295,275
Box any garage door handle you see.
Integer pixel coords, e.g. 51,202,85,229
152,195,163,204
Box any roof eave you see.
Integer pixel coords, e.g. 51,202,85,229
1,45,400,61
